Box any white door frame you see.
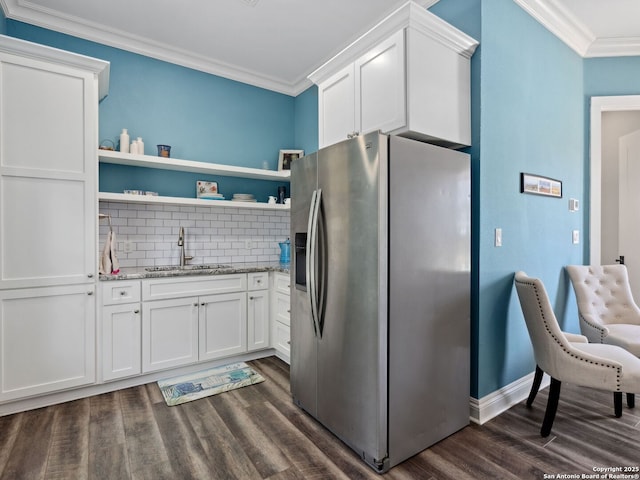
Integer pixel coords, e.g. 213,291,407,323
589,95,640,265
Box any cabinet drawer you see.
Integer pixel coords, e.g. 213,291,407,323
274,273,291,296
248,272,268,291
142,274,246,301
275,292,290,326
101,280,141,305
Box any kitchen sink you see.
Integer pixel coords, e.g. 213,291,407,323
144,264,231,272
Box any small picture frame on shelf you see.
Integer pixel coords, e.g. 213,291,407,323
278,149,304,171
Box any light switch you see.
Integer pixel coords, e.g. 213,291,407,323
572,230,579,245
495,228,502,247
123,240,133,253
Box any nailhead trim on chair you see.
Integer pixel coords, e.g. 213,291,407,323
517,278,622,391
578,312,607,343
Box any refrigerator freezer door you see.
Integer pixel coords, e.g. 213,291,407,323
315,132,389,470
290,152,319,416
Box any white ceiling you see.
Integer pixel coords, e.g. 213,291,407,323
1,0,639,96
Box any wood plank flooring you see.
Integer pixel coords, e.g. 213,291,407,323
1,356,639,479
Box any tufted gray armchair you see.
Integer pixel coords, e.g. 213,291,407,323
514,271,640,437
565,264,640,355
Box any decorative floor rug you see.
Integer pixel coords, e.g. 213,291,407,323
157,362,265,406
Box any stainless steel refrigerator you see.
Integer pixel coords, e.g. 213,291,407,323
290,132,470,473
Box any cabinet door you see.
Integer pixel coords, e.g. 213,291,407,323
318,63,355,149
102,303,141,381
0,52,98,289
248,290,269,351
142,297,199,372
274,321,291,364
0,285,96,402
199,292,247,361
356,29,406,137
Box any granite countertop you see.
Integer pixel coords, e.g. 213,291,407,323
99,261,290,281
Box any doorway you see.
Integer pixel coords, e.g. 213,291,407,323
590,96,640,270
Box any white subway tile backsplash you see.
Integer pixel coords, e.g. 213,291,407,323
99,201,290,267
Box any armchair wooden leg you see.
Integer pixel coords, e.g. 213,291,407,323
527,365,544,407
541,377,561,437
614,392,622,417
627,393,635,409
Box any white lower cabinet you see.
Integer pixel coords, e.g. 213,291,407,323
248,272,269,352
271,272,291,364
142,297,199,373
102,304,141,381
0,285,96,402
100,280,141,381
199,292,247,361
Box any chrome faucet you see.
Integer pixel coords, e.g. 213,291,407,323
178,226,193,266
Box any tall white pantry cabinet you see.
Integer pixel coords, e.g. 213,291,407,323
0,35,109,402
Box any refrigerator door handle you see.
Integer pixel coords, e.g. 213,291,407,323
307,189,322,337
306,189,319,337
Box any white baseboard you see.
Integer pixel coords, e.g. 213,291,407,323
470,370,549,425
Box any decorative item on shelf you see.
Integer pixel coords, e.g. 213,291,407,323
119,128,130,153
232,193,256,202
130,137,144,155
124,189,144,195
278,149,304,171
99,139,115,151
277,185,287,204
157,144,171,158
284,198,291,205
145,191,158,196
197,180,224,200
268,196,277,204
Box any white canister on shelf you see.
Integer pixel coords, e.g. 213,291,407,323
119,128,130,153
130,139,139,155
136,137,144,155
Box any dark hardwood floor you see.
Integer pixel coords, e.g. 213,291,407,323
1,356,638,479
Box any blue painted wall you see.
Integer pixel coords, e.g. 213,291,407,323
585,57,640,96
7,20,300,201
433,0,585,398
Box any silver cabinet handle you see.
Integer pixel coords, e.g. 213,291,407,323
201,302,205,306
134,309,140,314
87,274,94,278
87,291,94,296
194,302,198,307
249,296,254,300
120,291,127,296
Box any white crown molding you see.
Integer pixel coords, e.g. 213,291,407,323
514,0,640,58
0,33,110,99
587,36,640,58
1,0,305,95
513,0,594,57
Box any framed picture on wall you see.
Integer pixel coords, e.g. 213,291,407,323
278,149,304,171
520,172,562,198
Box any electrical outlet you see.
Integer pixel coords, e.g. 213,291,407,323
495,228,502,247
123,240,133,253
572,230,580,245
245,239,252,249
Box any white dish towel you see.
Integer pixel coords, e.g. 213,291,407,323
99,231,120,275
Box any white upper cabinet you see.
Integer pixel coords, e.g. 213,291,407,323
357,30,406,139
0,35,109,289
318,64,357,149
311,2,478,149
